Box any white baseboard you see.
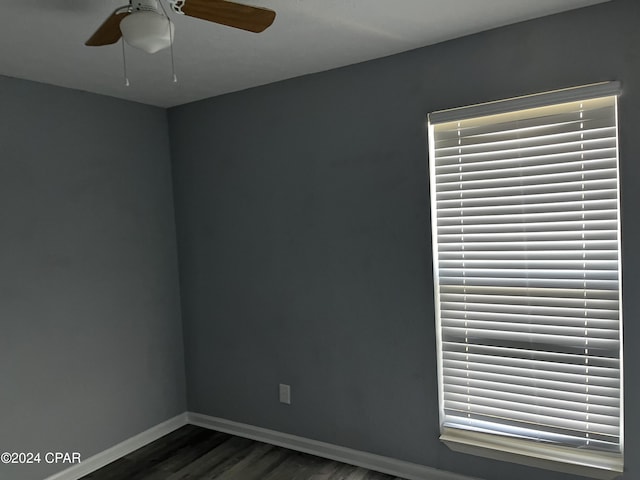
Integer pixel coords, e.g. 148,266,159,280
188,412,479,480
44,413,188,480
43,411,478,480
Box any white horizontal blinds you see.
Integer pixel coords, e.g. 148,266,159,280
430,91,622,454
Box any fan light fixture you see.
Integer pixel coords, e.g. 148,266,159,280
85,0,276,85
120,11,174,54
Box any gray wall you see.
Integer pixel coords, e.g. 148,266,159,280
169,1,640,479
0,77,186,480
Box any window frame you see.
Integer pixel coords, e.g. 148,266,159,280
427,82,624,480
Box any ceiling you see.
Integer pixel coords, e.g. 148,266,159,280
0,0,608,108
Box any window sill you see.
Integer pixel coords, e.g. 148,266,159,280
440,428,623,480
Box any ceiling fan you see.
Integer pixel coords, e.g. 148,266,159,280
86,0,276,54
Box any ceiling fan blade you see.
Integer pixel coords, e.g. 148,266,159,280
181,0,276,33
85,10,131,46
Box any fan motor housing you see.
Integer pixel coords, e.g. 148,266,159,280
131,0,160,13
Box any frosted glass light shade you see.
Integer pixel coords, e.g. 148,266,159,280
120,11,174,54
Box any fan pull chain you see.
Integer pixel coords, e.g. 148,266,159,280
169,24,177,83
121,39,130,87
158,0,178,83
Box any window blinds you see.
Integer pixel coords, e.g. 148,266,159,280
428,83,623,474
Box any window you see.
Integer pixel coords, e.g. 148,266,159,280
427,82,623,479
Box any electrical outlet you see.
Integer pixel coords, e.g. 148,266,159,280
279,383,291,405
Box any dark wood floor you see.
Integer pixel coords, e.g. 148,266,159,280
80,425,406,480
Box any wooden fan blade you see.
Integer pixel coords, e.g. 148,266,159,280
85,10,130,46
182,0,275,33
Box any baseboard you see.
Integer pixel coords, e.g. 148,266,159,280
188,412,479,480
44,411,478,480
44,413,188,480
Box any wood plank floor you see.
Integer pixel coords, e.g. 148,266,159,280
80,425,407,480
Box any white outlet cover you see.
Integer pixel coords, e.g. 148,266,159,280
279,384,291,405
